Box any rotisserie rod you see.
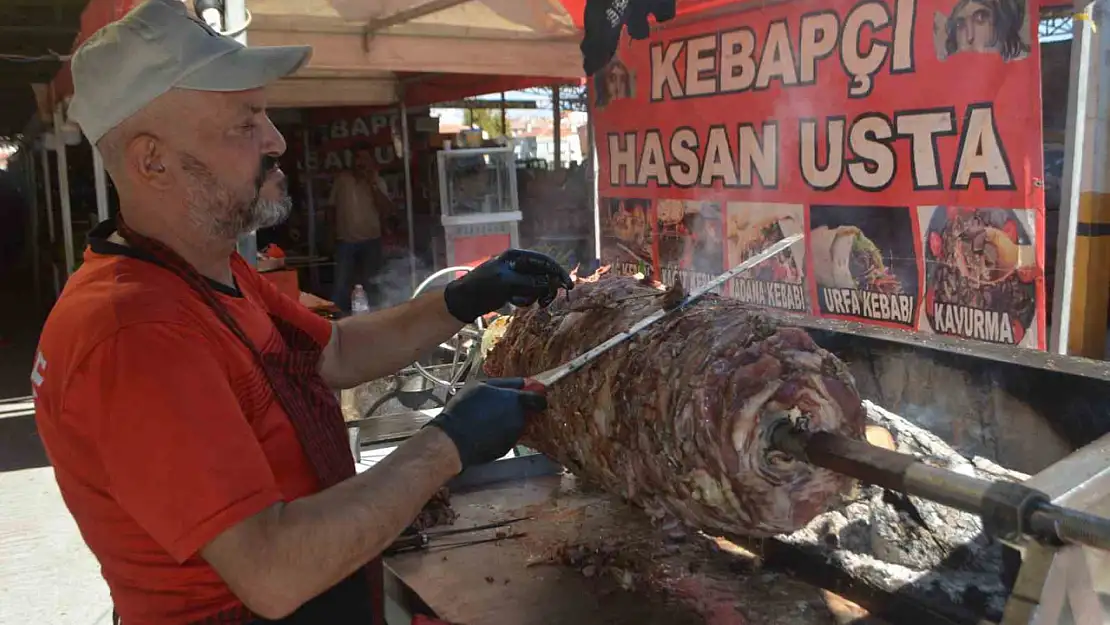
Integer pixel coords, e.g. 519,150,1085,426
767,419,1110,551
484,271,1110,548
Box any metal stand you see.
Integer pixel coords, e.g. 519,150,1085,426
401,101,417,292
1049,0,1094,354
408,266,485,392
39,139,58,297
1000,432,1110,624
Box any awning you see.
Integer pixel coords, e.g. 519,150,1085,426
50,0,590,114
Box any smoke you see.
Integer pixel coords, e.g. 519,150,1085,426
366,253,443,310
516,166,596,270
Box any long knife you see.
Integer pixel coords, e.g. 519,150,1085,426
523,233,803,391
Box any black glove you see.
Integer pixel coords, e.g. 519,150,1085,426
425,378,548,469
443,249,574,324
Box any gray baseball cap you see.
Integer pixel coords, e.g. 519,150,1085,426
68,0,312,145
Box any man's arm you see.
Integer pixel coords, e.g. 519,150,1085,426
203,379,542,619
318,291,463,389
89,321,538,620
202,427,461,619
317,250,575,390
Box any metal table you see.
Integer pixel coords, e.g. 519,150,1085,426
380,462,884,625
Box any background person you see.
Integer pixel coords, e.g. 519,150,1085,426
329,146,392,312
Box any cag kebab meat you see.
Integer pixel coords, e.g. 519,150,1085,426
484,272,866,537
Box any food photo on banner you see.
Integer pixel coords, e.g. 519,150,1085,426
589,0,1046,349
724,202,809,312
809,205,921,328
918,206,1042,347
655,200,726,287
600,197,655,275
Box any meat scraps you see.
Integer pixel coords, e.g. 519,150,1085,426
409,488,459,531
484,275,866,536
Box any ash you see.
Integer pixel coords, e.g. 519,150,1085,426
779,400,1029,619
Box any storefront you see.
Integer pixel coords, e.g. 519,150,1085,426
32,0,592,308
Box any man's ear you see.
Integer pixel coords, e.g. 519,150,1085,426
125,133,173,190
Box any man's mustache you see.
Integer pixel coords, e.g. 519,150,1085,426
255,155,284,191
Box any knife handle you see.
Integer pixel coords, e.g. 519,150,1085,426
522,378,548,396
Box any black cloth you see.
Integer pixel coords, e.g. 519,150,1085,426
245,571,375,624
115,573,374,625
580,0,677,75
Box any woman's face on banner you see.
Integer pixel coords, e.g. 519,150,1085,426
607,64,630,101
952,0,997,53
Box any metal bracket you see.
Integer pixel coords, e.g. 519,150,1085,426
1030,546,1109,625
1000,432,1110,623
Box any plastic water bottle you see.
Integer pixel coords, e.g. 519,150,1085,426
351,284,370,315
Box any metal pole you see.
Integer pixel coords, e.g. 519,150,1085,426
26,143,41,301
1049,3,1094,354
587,92,600,261
401,101,417,291
552,85,561,170
500,92,507,137
54,105,75,277
92,143,110,222
225,0,257,265
40,141,54,244
302,127,319,291
39,138,58,296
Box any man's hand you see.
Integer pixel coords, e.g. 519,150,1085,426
424,378,547,468
443,249,574,324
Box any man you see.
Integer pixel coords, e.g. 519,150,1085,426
31,1,572,624
330,148,389,312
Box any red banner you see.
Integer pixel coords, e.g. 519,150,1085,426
594,0,1046,349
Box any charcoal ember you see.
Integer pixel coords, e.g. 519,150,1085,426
409,488,458,531
485,274,866,537
781,400,1030,619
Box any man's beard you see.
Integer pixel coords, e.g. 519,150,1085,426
180,151,291,241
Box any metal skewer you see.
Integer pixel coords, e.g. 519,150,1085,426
768,420,1110,551
525,234,803,390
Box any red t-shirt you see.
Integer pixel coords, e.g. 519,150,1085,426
33,227,333,624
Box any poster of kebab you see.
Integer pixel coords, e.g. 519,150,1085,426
593,0,1046,349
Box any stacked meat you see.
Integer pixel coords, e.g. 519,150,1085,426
485,274,866,536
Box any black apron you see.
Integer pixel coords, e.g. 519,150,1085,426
110,314,382,625
95,214,382,625
240,314,382,625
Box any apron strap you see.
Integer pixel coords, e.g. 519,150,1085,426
106,215,379,624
